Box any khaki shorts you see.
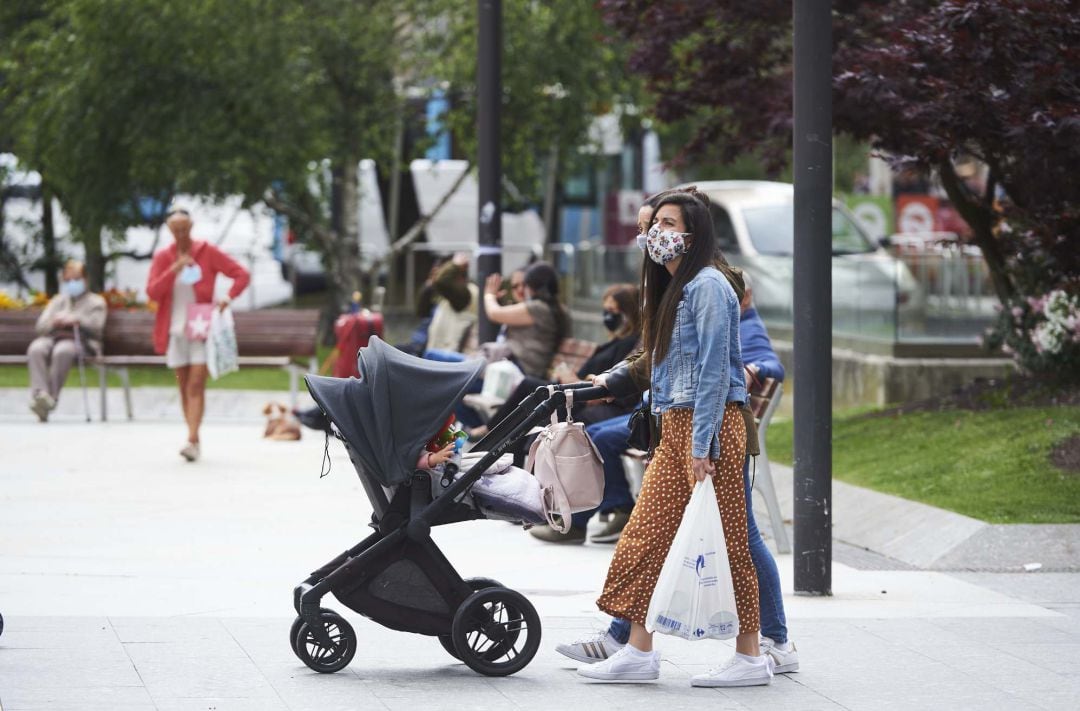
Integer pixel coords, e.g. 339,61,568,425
166,334,207,369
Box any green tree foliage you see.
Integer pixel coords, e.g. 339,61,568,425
1,0,308,289
0,0,410,308
432,1,637,206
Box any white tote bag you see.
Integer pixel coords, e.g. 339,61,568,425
645,480,740,641
480,358,525,401
206,307,240,380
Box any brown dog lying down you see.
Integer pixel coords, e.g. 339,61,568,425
263,402,302,441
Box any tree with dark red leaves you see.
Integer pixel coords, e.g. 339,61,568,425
599,0,1080,312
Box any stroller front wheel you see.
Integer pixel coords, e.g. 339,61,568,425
451,587,541,676
290,607,335,660
295,611,357,673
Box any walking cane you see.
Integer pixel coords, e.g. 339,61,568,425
73,323,92,422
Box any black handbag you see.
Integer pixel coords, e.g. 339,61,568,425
626,400,658,453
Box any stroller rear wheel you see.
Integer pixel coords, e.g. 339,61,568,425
290,607,335,660
451,587,541,676
438,577,503,660
295,611,356,673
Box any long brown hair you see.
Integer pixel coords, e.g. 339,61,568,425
602,283,641,340
523,261,569,343
640,191,723,365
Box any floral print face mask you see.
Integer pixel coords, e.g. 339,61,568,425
642,223,691,265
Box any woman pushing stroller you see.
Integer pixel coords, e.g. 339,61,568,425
576,190,773,687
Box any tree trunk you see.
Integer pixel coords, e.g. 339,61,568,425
81,223,106,292
339,158,366,299
937,160,1016,305
40,182,59,295
541,144,560,245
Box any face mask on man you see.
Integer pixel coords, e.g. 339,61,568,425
602,310,623,332
178,263,203,285
643,223,691,265
61,279,87,298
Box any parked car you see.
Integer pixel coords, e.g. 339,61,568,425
685,181,926,338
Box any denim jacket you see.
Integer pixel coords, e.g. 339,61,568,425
650,265,746,459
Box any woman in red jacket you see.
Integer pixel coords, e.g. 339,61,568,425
146,209,250,462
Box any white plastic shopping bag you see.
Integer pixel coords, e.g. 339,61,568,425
481,359,525,401
206,306,240,380
645,480,739,641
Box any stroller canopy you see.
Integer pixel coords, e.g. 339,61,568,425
306,336,484,487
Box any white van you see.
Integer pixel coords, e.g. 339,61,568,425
688,180,926,338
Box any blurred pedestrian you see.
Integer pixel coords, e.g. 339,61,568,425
425,252,478,353
146,209,250,462
26,260,106,421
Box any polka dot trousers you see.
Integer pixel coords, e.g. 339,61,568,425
596,404,760,635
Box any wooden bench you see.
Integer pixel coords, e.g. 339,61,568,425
548,337,598,379
619,376,790,553
0,308,319,421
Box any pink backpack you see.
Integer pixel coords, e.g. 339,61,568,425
526,387,605,532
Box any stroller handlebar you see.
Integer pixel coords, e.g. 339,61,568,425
552,383,610,403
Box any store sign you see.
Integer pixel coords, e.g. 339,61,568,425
895,194,939,233
844,195,893,238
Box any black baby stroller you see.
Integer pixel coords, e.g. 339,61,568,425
291,336,606,677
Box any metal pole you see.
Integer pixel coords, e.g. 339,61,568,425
387,113,404,307
792,0,833,595
477,0,502,342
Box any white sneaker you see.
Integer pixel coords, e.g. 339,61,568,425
556,631,625,664
761,637,800,673
691,653,773,687
577,645,660,683
30,391,54,422
179,442,200,462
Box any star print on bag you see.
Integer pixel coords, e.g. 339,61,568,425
185,303,215,342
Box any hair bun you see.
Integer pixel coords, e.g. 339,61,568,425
682,186,711,209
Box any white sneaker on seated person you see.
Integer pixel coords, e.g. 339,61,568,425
762,637,800,673
556,630,625,664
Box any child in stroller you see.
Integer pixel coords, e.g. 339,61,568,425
290,336,605,677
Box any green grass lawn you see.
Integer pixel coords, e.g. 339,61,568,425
0,363,294,390
765,405,1080,524
0,346,337,391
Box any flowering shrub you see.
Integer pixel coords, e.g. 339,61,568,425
0,291,26,310
0,288,153,311
101,288,142,310
988,289,1080,381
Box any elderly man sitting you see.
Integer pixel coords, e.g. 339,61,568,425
26,260,107,422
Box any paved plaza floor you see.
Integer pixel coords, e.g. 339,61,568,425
1,402,1078,710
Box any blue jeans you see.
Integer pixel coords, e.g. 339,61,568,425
607,457,788,644
424,349,484,427
570,414,636,530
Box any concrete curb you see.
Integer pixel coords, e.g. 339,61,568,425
769,462,1080,572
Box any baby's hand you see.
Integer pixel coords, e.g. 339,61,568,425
428,443,455,466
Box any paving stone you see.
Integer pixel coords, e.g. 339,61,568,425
2,416,1078,711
